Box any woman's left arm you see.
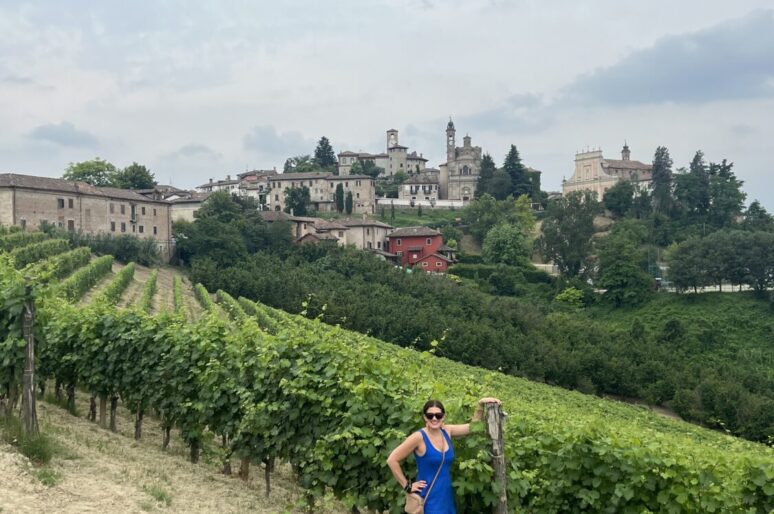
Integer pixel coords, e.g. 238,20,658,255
445,397,501,437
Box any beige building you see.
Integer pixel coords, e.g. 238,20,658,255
259,211,393,251
399,172,440,204
0,173,173,258
338,129,428,177
562,144,652,199
439,119,482,202
267,172,375,214
340,218,393,251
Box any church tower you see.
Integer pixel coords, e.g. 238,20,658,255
622,142,631,161
446,118,456,162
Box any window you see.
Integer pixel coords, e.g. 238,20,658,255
57,198,65,209
422,262,428,267
153,208,157,217
356,193,360,199
338,231,344,237
121,222,126,233
120,205,125,215
110,203,115,214
141,206,146,215
396,239,402,246
111,222,116,232
39,219,47,226
139,225,144,234
275,194,279,201
68,198,74,208
153,226,158,235
132,225,136,233
20,219,26,230
366,228,370,235
67,220,75,232
367,241,372,249
435,261,442,267
345,182,349,187
426,238,432,245
377,241,381,249
396,251,403,256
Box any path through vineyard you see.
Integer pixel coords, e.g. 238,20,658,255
0,395,348,513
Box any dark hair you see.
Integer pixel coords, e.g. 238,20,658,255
422,400,445,416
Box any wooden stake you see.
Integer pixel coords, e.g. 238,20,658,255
485,403,507,514
21,294,39,437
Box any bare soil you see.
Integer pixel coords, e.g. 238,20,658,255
77,261,123,306
117,265,153,309
0,395,349,513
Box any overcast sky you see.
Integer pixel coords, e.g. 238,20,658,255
2,1,773,209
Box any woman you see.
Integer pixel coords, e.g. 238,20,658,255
386,397,501,514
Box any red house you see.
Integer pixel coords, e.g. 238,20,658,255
386,226,454,273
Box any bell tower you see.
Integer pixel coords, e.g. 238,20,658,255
622,141,631,161
446,118,456,162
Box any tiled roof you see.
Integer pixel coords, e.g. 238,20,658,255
274,172,332,180
415,253,453,263
405,174,439,184
196,179,240,188
169,192,211,204
327,174,374,181
601,159,652,171
388,226,441,238
313,220,348,231
0,173,168,203
339,219,393,229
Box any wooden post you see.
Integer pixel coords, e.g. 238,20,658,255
485,403,507,514
21,292,39,437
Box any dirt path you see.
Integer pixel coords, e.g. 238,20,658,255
153,267,178,315
180,276,204,322
117,264,153,309
78,261,123,306
0,396,348,513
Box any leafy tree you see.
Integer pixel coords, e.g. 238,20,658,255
743,201,774,231
488,170,513,200
595,230,653,306
334,184,345,213
503,145,530,197
482,223,531,267
284,155,322,174
673,151,710,218
740,231,774,295
650,146,673,215
345,191,353,215
195,191,242,223
350,160,383,178
393,171,408,184
113,162,156,190
284,187,311,216
538,190,600,277
474,153,497,198
313,136,337,172
603,180,635,218
63,158,117,187
707,160,745,228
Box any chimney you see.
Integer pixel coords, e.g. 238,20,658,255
209,178,213,183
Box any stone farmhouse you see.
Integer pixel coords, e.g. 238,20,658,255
338,129,428,177
0,173,174,259
562,144,652,199
259,211,393,251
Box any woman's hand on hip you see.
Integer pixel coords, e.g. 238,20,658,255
411,480,427,493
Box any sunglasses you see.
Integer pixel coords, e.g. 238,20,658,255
424,412,445,421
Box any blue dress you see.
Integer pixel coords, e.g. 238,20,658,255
415,428,456,514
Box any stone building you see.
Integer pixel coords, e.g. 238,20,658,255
399,172,440,204
0,173,173,258
337,129,428,177
439,119,482,202
266,172,375,214
562,144,652,199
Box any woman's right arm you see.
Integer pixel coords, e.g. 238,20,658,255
386,432,427,493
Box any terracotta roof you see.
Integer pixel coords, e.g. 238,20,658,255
339,219,393,229
388,226,441,238
327,174,374,181
0,173,168,204
169,192,211,204
438,244,455,252
275,172,332,180
338,151,359,157
313,220,348,231
601,159,652,171
415,253,453,263
405,174,439,184
296,232,339,242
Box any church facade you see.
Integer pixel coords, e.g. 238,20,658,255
439,119,481,202
562,144,652,199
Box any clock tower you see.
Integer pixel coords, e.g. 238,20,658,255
446,118,456,162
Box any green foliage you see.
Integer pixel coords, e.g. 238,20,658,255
650,146,673,215
538,190,600,277
313,136,337,171
193,283,214,310
350,160,383,178
462,193,535,243
113,162,156,190
58,255,114,301
284,155,323,174
603,180,635,218
173,275,184,315
40,224,159,266
63,158,117,187
0,231,48,252
334,183,345,213
97,262,135,305
1,417,57,465
27,247,92,283
474,153,497,198
743,201,774,232
34,468,62,487
8,239,70,269
554,287,584,308
345,191,353,215
482,224,530,267
595,230,653,307
144,484,172,506
284,186,311,216
139,269,158,313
